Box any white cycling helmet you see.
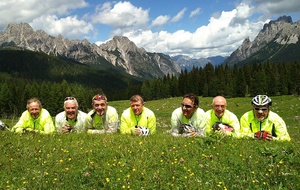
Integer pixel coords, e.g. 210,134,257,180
139,126,150,136
251,95,272,106
181,123,196,133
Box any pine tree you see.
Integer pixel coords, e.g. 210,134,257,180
203,63,217,96
141,80,152,101
288,62,300,95
0,82,13,116
215,65,225,95
178,69,188,95
187,67,200,94
265,62,279,95
224,64,234,97
234,67,247,97
170,75,179,97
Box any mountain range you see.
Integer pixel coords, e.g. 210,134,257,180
172,55,226,71
0,23,180,80
223,15,300,66
0,15,300,82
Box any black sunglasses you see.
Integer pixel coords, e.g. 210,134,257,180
181,103,194,108
254,107,268,111
64,97,76,101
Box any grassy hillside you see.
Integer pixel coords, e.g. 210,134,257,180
1,95,300,189
0,49,142,95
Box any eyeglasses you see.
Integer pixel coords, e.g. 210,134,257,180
254,107,268,111
181,103,194,108
93,95,107,101
64,97,76,101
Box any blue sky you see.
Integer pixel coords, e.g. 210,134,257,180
1,0,300,58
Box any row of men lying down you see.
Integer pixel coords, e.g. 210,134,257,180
8,93,291,141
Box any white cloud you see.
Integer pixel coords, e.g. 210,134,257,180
252,0,300,18
189,8,201,18
92,1,149,28
0,0,91,40
0,0,88,30
1,0,300,59
124,2,265,58
151,15,170,27
171,8,187,22
30,15,94,39
229,3,253,26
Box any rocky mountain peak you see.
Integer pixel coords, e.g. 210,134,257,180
241,37,251,46
0,22,180,79
98,35,179,77
100,36,146,54
5,22,34,33
262,15,292,32
223,16,300,65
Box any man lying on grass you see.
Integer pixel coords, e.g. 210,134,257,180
205,96,240,137
170,93,207,137
86,94,119,134
55,97,88,133
11,98,55,134
120,94,156,136
240,95,291,141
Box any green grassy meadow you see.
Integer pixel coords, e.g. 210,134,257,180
1,95,300,189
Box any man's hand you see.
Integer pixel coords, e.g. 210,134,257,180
213,123,233,135
22,128,36,134
265,133,273,141
135,127,141,135
217,128,227,136
62,124,72,133
254,131,272,141
188,130,197,137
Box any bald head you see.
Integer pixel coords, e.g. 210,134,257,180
212,96,227,118
212,96,227,106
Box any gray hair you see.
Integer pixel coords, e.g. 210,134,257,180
64,97,78,108
26,98,42,110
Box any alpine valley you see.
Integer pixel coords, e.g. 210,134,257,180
0,22,180,79
0,15,300,95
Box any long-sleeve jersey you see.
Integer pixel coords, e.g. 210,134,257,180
86,106,119,134
120,107,156,135
11,108,55,134
240,110,291,141
55,110,88,133
171,107,207,137
205,109,240,137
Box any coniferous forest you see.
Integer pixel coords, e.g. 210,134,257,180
141,61,300,101
0,49,300,117
0,49,142,117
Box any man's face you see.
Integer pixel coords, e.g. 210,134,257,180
64,101,78,119
253,106,269,121
181,98,197,119
212,97,226,118
130,101,144,115
28,102,41,119
93,99,108,116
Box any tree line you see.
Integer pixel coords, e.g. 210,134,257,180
141,61,300,101
0,59,299,118
0,78,103,118
0,49,142,117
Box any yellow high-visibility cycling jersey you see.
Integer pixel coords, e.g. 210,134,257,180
240,110,291,141
205,109,240,137
11,108,55,134
120,107,156,135
171,107,207,137
86,105,119,134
